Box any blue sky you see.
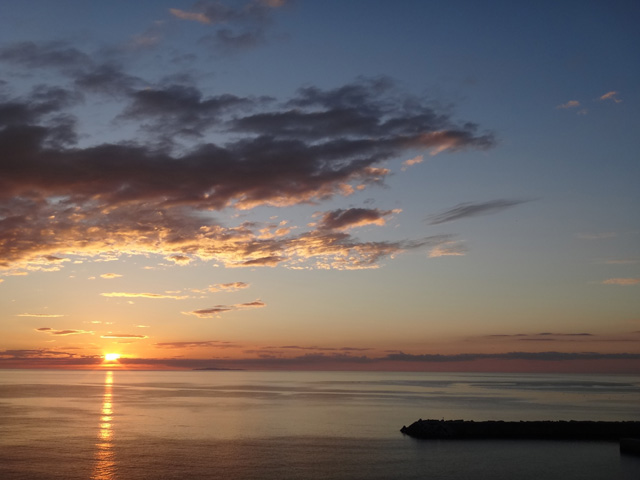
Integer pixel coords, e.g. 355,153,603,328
0,0,638,371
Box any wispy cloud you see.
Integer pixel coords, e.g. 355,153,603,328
170,0,290,52
401,154,424,171
314,208,400,231
602,278,640,286
556,100,581,109
36,327,91,336
18,313,64,318
184,299,266,318
428,199,530,225
154,340,237,348
208,281,249,292
100,292,190,299
428,241,467,258
100,273,122,279
599,91,621,103
100,334,148,339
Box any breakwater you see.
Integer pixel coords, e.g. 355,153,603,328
400,419,640,440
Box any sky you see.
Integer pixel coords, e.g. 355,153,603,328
0,0,639,372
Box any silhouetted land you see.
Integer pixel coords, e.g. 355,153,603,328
401,419,640,441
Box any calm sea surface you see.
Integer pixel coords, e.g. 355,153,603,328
1,369,639,479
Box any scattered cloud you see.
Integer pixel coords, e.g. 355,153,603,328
0,71,494,272
18,313,64,318
428,241,467,258
315,208,399,231
556,100,581,109
428,199,530,225
602,278,640,286
599,91,621,103
166,255,192,264
154,340,237,348
208,281,249,292
184,299,266,318
100,273,122,279
100,292,190,299
401,154,424,171
101,333,148,339
36,327,91,336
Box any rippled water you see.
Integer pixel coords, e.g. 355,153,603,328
1,369,639,479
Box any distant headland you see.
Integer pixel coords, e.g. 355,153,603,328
401,419,640,443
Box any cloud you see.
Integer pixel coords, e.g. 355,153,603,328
36,327,91,336
0,63,493,272
556,100,581,109
154,340,237,348
100,334,148,339
599,91,621,103
166,254,192,264
602,278,640,286
18,313,64,318
100,273,122,279
171,0,290,52
428,241,467,258
401,154,424,171
208,281,249,292
0,41,91,71
100,292,190,299
315,208,399,231
184,299,266,318
428,199,530,225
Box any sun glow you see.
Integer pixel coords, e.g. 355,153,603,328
104,353,121,362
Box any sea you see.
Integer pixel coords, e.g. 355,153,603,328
1,369,639,480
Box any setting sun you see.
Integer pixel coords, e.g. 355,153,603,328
104,353,121,362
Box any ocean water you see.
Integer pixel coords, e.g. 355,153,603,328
1,369,639,479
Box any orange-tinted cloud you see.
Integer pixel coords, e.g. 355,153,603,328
100,292,190,299
208,281,249,292
18,313,64,318
556,100,581,109
100,273,122,279
100,334,148,339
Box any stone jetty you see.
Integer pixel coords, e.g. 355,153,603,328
400,419,640,441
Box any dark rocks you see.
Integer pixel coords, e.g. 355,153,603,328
400,419,640,441
620,438,640,456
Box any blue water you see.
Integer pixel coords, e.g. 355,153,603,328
1,370,639,479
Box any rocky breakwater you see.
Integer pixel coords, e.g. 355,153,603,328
400,419,640,442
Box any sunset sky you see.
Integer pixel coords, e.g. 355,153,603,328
1,0,639,372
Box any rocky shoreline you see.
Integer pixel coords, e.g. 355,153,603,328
400,419,640,442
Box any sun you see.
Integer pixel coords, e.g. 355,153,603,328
104,353,121,362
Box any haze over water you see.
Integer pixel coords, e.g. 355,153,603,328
1,369,640,479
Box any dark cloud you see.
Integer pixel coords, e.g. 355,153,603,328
36,327,90,336
428,199,531,225
316,208,397,231
119,84,254,137
0,41,91,71
184,299,266,318
385,352,640,362
0,56,493,271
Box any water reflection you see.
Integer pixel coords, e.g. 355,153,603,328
92,370,116,479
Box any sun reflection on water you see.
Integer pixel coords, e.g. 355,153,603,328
92,370,116,480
